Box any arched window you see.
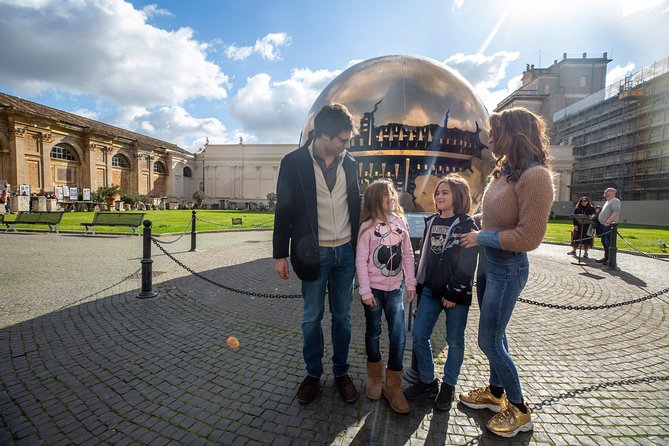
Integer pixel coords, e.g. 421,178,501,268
183,166,192,177
51,144,77,161
153,161,166,174
112,154,129,168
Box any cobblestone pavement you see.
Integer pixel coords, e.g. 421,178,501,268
1,230,668,445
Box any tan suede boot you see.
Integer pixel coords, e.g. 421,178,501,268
365,361,383,400
383,369,409,414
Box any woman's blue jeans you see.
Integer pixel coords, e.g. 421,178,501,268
412,287,470,386
301,243,355,379
363,287,406,371
476,247,529,404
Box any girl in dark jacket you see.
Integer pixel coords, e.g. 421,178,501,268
403,175,479,411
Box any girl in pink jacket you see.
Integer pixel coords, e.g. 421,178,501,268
356,179,416,414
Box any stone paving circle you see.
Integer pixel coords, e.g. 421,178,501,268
0,229,668,445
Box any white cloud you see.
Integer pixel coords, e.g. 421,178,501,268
618,0,667,16
607,63,636,85
225,32,291,61
0,0,229,107
444,51,521,111
110,105,230,151
71,108,100,120
445,51,520,89
230,67,341,143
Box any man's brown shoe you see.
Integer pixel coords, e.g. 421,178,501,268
335,375,358,403
297,376,320,404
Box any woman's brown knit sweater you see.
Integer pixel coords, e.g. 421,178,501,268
480,165,554,252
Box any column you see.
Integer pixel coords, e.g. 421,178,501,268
39,132,54,191
256,166,261,199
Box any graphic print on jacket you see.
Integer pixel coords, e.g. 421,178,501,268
429,220,459,256
372,222,405,277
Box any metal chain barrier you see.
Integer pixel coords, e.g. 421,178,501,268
617,231,669,262
195,216,274,229
57,267,142,311
151,218,192,244
150,236,302,298
459,374,669,446
518,286,668,310
195,216,234,228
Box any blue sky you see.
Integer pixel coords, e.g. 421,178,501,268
1,0,668,152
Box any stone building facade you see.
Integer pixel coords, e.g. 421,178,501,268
0,92,196,203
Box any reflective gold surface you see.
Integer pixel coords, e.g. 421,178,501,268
301,55,495,212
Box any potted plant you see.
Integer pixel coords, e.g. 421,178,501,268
192,190,206,208
120,193,140,210
95,184,121,210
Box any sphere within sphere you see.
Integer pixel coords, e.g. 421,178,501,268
301,54,495,212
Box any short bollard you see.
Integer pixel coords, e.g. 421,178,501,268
608,223,619,270
137,220,159,299
189,209,197,252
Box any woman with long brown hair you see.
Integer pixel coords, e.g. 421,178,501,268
568,196,596,257
459,107,554,438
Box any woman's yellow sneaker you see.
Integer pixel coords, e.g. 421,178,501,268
486,403,533,438
459,386,508,412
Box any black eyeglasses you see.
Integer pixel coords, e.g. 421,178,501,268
332,135,352,145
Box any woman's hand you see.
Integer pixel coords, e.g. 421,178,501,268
460,229,479,248
441,298,456,308
406,290,416,303
362,297,376,307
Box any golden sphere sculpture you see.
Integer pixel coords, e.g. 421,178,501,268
300,54,495,212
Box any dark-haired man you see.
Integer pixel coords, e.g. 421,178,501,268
273,104,361,404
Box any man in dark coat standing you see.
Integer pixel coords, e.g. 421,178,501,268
273,104,361,404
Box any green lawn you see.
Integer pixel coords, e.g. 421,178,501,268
544,218,669,253
3,209,274,235
3,211,668,253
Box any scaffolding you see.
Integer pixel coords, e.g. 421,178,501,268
554,56,669,202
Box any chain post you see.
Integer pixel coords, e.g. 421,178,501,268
608,223,618,270
137,220,159,299
189,209,197,252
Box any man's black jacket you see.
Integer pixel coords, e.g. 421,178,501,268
272,144,361,281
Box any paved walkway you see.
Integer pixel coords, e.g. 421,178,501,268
0,230,667,445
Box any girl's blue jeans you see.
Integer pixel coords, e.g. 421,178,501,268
362,287,406,371
412,287,469,386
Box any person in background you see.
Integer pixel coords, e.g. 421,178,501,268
273,104,361,404
355,179,416,414
596,187,622,266
567,196,596,258
0,182,8,214
459,107,554,438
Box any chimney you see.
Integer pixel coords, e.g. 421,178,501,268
563,53,567,60
603,52,608,59
582,52,587,59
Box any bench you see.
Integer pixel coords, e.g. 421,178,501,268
81,212,145,235
232,217,243,225
3,211,65,233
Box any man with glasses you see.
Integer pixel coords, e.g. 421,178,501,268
273,104,361,404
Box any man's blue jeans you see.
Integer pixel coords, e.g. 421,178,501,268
476,247,529,405
363,287,406,371
412,287,470,386
301,243,355,379
600,226,612,259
